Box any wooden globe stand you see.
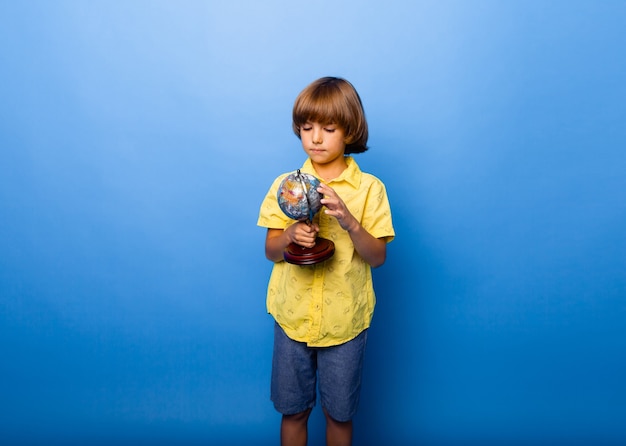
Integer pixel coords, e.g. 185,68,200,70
284,237,335,265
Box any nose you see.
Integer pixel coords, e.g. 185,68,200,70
312,128,323,144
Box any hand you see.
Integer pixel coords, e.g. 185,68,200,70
317,183,387,267
285,221,319,248
317,183,358,232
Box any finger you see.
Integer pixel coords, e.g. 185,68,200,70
300,222,313,232
320,194,337,206
318,184,334,196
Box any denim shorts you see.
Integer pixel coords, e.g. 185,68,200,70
271,322,368,422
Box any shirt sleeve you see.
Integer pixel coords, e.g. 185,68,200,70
257,175,292,229
361,177,395,242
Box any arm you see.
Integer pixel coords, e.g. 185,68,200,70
317,183,387,268
264,222,320,263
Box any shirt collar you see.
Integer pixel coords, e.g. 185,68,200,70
301,156,361,189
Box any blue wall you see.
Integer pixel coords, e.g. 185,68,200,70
1,1,625,444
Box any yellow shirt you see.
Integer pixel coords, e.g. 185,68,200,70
257,157,394,347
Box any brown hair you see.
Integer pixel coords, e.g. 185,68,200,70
292,77,369,154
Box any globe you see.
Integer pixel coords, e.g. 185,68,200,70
277,170,323,222
276,169,335,264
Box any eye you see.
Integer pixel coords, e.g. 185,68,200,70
324,127,336,133
300,125,312,132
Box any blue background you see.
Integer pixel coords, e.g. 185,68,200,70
1,1,625,445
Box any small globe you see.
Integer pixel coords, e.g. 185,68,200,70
277,170,323,221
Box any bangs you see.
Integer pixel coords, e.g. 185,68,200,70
292,87,348,128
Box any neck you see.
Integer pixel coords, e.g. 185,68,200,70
311,157,348,182
313,161,348,181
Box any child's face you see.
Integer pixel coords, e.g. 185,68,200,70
300,121,347,167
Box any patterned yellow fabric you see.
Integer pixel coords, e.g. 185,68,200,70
258,157,394,347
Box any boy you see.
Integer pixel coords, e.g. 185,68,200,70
258,77,394,446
